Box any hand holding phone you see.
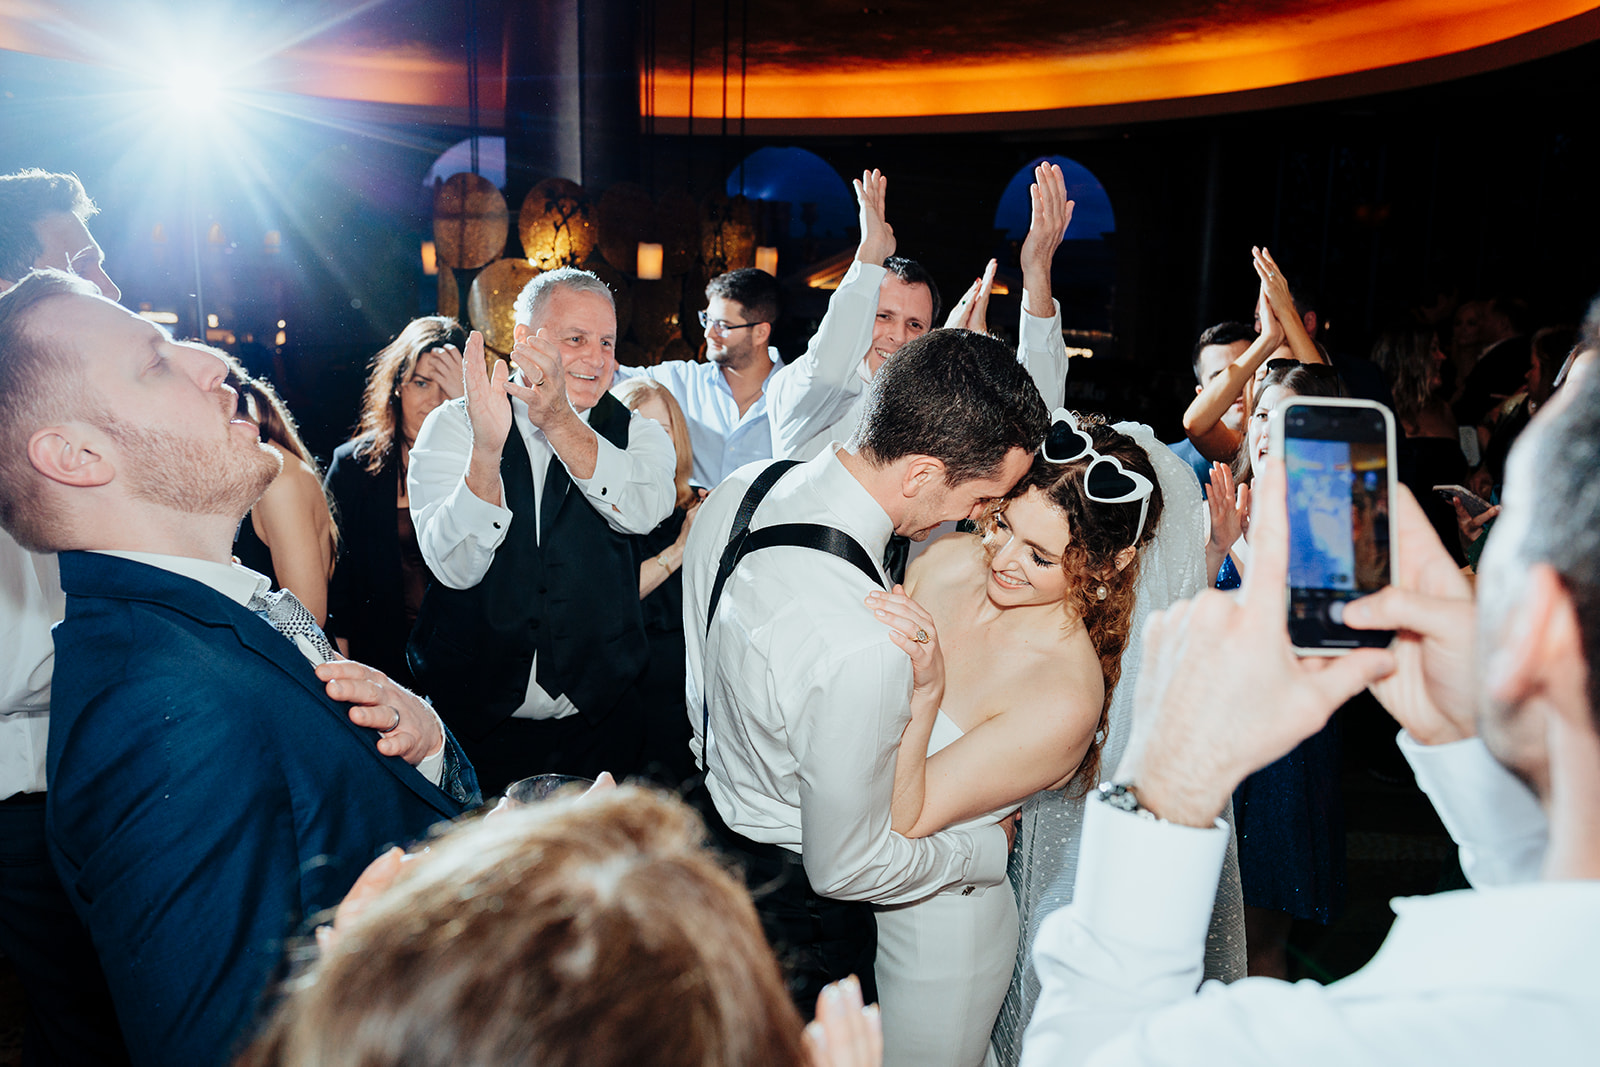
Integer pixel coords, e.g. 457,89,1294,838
1270,398,1399,655
1432,484,1492,518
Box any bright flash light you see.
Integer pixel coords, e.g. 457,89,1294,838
158,56,232,119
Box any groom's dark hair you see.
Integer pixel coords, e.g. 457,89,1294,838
854,328,1048,484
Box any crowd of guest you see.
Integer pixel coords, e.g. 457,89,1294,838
0,159,1596,1067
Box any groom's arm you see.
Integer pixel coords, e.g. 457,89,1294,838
792,639,1008,905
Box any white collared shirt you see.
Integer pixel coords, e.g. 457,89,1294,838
614,348,785,487
1019,734,1577,1067
766,260,1071,462
683,446,1009,905
407,392,675,719
91,551,446,786
0,530,61,799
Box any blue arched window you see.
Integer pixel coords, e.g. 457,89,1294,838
725,146,855,243
994,156,1115,338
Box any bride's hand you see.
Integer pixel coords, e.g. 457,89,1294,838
866,586,945,712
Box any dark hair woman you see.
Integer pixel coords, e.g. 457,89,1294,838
323,317,466,682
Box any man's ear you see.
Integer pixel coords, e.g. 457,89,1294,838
513,322,529,345
900,455,946,499
754,322,773,348
27,426,114,488
1486,563,1584,714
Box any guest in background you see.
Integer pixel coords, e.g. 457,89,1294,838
238,787,811,1067
613,267,785,488
1369,328,1469,566
1219,360,1349,978
0,167,128,1065
407,269,675,793
612,376,705,785
226,359,338,626
1170,321,1256,483
324,317,466,684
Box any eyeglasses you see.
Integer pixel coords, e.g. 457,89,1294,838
697,311,765,335
1041,408,1155,546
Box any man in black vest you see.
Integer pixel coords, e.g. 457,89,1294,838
407,267,676,792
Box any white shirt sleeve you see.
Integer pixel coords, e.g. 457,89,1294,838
407,401,675,591
406,400,512,591
1399,731,1547,887
1018,290,1068,410
791,640,1009,905
767,261,885,459
1021,799,1230,1067
571,410,677,536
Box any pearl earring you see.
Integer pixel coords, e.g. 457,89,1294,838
1095,584,1108,600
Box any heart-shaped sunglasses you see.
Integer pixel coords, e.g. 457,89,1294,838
1040,408,1154,546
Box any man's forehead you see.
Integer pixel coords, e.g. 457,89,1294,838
540,287,616,334
879,274,933,316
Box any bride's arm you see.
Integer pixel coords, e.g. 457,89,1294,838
873,589,1104,838
868,586,943,834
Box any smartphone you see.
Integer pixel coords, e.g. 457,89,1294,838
1270,397,1398,655
1433,484,1492,518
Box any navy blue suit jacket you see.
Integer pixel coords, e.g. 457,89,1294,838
46,552,473,1066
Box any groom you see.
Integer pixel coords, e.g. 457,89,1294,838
684,327,1048,1006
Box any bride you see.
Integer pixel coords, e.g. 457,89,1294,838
864,410,1163,1067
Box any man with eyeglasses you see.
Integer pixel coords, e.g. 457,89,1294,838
613,267,785,488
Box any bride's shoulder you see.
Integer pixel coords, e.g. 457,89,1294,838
905,531,986,589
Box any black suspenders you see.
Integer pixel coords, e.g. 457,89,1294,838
702,460,888,743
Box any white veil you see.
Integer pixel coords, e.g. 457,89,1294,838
989,424,1247,1067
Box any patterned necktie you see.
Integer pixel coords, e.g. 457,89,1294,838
247,587,337,665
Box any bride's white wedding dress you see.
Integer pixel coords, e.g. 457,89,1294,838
875,711,1018,1067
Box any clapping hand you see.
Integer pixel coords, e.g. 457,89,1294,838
461,329,513,458
1019,161,1074,317
854,169,895,267
1205,462,1250,582
944,259,997,334
506,327,572,430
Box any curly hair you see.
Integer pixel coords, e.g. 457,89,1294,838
1368,327,1437,428
978,416,1164,796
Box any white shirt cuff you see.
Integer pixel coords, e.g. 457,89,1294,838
1074,798,1231,951
572,426,624,512
440,475,514,546
1019,290,1062,331
414,706,448,787
1398,730,1546,886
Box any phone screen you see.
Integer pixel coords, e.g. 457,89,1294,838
1282,402,1395,651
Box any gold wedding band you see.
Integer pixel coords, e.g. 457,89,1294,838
914,628,930,644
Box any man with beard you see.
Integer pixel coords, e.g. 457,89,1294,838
1020,347,1600,1065
0,270,476,1066
613,266,784,488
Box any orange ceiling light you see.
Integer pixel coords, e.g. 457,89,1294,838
646,0,1597,123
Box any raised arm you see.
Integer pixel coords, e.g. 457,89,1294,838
766,171,892,458
1182,284,1284,461
1018,162,1075,410
1253,246,1322,366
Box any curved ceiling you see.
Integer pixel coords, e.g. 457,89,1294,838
644,0,1600,131
1,0,1596,132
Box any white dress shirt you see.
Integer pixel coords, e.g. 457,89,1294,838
765,260,1071,462
683,446,1009,905
613,349,786,487
0,530,61,799
408,392,675,719
90,550,447,786
1019,734,1584,1067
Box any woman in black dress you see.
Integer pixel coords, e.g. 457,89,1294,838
323,317,466,686
612,376,704,786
